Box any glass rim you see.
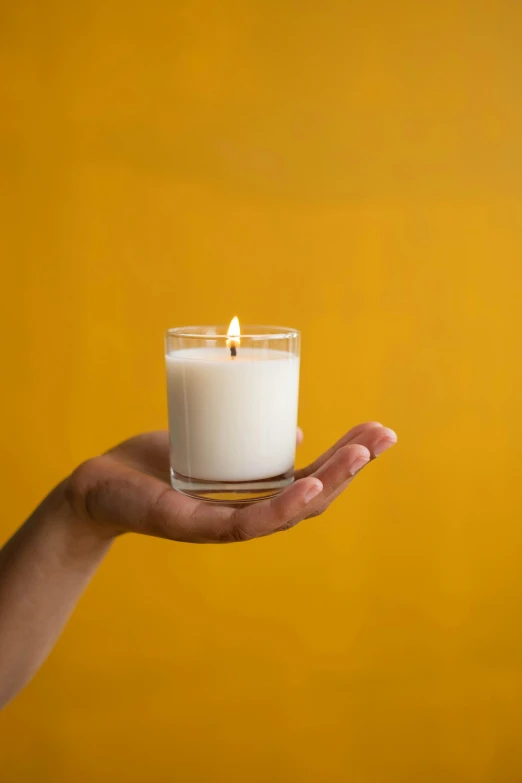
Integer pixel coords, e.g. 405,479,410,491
166,325,300,341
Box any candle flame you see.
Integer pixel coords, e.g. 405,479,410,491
226,316,241,349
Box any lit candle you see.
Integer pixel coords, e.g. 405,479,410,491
226,315,240,358
165,320,300,501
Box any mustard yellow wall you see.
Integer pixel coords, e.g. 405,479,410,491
2,1,522,780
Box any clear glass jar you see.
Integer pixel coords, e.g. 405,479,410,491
165,325,300,503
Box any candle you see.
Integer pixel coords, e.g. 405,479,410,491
165,321,300,501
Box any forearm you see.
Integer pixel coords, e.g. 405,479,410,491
0,482,113,709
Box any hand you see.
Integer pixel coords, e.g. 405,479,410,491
66,423,397,544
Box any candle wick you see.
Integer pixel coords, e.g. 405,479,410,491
230,345,237,358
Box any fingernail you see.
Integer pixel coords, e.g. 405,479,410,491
304,482,322,503
351,454,371,474
374,429,398,457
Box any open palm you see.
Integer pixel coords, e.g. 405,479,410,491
67,422,397,543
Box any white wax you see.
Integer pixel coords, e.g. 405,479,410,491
166,348,300,482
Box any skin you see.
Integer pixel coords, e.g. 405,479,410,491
0,422,396,709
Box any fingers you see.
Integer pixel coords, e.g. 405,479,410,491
296,427,304,447
227,441,375,541
310,443,371,495
344,425,397,461
295,421,382,478
272,444,373,534
271,426,397,533
225,477,323,541
287,443,371,527
300,426,397,518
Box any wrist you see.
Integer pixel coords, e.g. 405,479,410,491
37,480,115,561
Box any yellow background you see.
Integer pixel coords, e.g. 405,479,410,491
1,1,522,780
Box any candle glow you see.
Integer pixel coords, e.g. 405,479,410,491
226,316,240,357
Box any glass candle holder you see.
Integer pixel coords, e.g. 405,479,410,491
165,325,300,503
